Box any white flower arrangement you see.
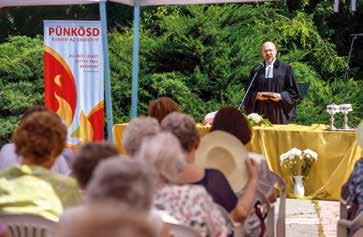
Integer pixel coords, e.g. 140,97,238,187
246,113,272,127
280,148,318,177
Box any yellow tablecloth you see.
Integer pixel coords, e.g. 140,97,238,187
113,123,362,200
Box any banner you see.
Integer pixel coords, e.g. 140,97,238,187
44,20,104,146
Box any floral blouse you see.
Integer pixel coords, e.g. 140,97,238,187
154,184,228,237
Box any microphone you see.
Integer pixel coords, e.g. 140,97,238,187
238,63,264,111
253,63,264,72
350,33,363,37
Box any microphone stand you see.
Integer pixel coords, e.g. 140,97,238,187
238,66,262,112
344,35,358,81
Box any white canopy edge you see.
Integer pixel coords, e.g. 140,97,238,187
111,0,272,6
0,0,272,8
0,0,100,8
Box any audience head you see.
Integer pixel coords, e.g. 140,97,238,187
87,158,154,211
57,204,156,237
161,112,200,154
20,104,48,123
137,132,186,184
72,141,119,189
123,117,160,156
148,97,179,123
210,107,251,145
13,111,67,168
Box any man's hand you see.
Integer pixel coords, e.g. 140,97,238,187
256,92,269,100
270,93,282,102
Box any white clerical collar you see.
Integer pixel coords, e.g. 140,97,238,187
265,59,276,66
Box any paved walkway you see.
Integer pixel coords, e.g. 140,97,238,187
283,198,340,237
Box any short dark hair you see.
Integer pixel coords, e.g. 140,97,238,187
210,107,251,145
72,142,119,188
148,97,179,123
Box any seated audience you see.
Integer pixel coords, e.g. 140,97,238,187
57,203,157,237
122,117,160,156
210,107,283,236
148,97,179,123
161,112,258,223
71,141,119,190
0,105,70,175
137,132,228,237
0,111,81,221
86,158,168,237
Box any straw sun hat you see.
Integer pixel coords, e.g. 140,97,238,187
195,131,249,193
357,121,363,149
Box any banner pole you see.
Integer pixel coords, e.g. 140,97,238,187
99,0,114,142
131,0,141,118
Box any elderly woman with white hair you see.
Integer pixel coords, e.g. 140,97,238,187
137,132,228,237
122,117,160,156
85,157,169,237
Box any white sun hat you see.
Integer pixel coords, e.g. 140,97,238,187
195,130,249,193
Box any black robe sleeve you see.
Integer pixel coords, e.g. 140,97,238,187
280,64,300,122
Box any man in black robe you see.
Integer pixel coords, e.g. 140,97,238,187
243,42,300,124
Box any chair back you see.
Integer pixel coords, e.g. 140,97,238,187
168,223,201,237
0,214,57,237
255,161,286,237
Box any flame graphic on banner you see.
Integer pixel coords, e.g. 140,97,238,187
44,46,104,145
44,46,77,127
54,93,73,127
70,102,104,143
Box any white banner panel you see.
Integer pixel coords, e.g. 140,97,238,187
44,20,104,146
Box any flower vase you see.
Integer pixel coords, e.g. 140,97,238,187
293,176,305,196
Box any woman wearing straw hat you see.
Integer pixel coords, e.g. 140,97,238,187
210,107,282,200
161,112,258,224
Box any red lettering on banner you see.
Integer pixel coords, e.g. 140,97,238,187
48,26,101,37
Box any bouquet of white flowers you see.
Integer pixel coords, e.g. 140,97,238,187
246,113,272,127
280,148,318,177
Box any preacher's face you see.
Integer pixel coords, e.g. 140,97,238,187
261,42,277,64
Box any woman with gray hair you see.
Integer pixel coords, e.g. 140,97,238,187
86,157,168,237
122,117,160,156
137,132,228,237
